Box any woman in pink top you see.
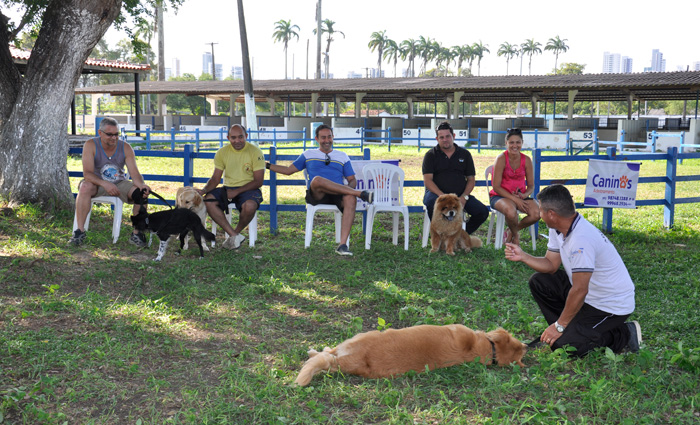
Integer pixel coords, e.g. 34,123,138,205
489,128,539,245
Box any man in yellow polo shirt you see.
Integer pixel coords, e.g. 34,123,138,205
198,124,265,249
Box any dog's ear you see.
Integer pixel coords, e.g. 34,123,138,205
193,193,202,207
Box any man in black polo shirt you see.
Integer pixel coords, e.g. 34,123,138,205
422,121,489,235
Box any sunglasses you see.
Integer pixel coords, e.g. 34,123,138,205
506,128,522,136
102,131,120,138
324,153,331,166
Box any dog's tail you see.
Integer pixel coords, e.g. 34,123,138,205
193,220,216,242
295,348,337,386
470,235,483,248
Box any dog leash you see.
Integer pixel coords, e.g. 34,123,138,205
148,190,174,209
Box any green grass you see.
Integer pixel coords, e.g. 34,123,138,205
2,148,699,424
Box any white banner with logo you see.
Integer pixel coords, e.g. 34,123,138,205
584,159,640,209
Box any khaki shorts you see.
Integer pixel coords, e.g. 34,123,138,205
79,179,135,203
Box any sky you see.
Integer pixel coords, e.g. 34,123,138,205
5,0,700,79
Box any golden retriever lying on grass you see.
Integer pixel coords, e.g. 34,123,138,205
295,324,526,386
431,193,483,255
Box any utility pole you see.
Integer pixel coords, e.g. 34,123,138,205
237,0,258,139
206,42,219,80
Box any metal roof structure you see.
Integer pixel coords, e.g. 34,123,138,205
10,45,151,74
73,71,700,104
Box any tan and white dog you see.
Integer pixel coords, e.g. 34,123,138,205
295,324,527,386
176,186,209,251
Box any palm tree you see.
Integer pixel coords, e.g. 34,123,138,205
471,40,489,76
521,38,542,75
544,35,569,74
400,38,419,77
497,42,519,75
272,19,300,79
451,44,472,76
368,30,389,77
436,45,456,76
416,35,433,75
383,39,400,77
313,19,345,79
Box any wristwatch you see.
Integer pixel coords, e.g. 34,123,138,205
463,195,469,201
555,321,565,333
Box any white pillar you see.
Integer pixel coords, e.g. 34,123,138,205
567,90,578,119
355,92,366,118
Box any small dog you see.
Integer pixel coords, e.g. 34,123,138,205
431,193,482,255
131,206,215,261
295,325,527,386
175,186,209,251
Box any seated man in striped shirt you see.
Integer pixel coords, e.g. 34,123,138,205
267,124,373,256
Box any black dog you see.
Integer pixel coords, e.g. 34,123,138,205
131,206,215,261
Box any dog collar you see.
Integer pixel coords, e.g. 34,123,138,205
488,338,497,365
145,217,150,225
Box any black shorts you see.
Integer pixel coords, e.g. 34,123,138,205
305,190,344,212
209,186,263,212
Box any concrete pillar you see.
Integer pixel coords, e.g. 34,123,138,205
567,90,578,119
229,94,236,116
157,94,167,116
334,96,344,117
207,96,216,116
267,97,276,116
446,96,453,119
311,93,319,119
627,94,634,120
531,95,538,118
453,91,464,119
406,96,414,119
91,94,101,119
355,92,366,118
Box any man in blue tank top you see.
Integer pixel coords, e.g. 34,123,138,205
70,117,151,246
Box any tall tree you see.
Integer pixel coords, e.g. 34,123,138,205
0,0,182,208
416,35,433,75
399,38,418,77
382,39,399,77
544,35,569,74
313,19,343,79
497,42,518,76
272,19,300,79
451,44,472,76
367,30,389,77
521,38,542,75
471,40,489,76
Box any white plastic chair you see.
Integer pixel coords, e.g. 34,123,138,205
485,165,537,250
303,169,346,249
363,163,409,250
210,202,257,247
72,196,124,244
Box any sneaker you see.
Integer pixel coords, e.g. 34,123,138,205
69,229,87,246
129,232,147,248
335,244,353,256
626,321,642,353
222,233,245,250
360,190,374,204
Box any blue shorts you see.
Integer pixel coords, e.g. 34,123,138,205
209,186,263,212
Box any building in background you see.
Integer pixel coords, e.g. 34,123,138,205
602,52,621,73
347,71,363,79
621,56,633,73
650,49,666,72
693,61,700,71
171,58,181,78
231,66,243,80
202,52,212,76
214,64,223,81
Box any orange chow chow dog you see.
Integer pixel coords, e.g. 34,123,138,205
295,324,527,386
431,193,482,255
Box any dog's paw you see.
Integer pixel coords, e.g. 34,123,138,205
430,248,438,253
447,251,456,256
198,256,204,260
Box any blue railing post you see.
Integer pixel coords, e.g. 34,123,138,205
269,146,278,235
273,128,277,148
601,147,616,233
477,128,482,153
534,128,539,151
533,148,541,198
565,129,570,154
594,129,599,155
195,128,200,151
651,130,657,153
417,127,422,152
664,147,678,228
220,127,226,146
387,126,392,152
679,132,685,164
183,144,194,187
361,127,365,151
146,128,152,150
171,127,177,152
